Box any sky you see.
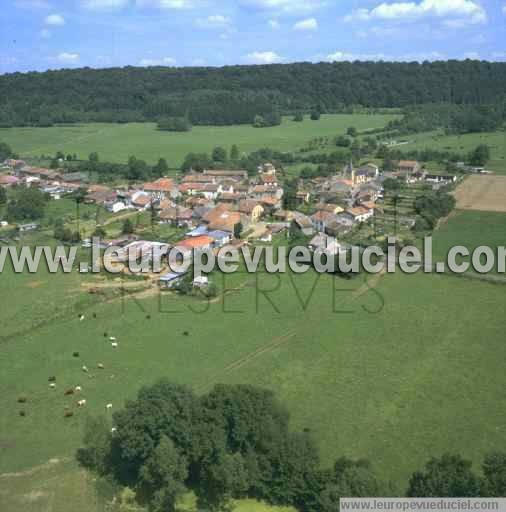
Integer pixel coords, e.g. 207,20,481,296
0,0,505,73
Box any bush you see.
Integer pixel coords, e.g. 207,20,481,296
157,117,192,132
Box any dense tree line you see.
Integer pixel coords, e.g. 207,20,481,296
78,380,506,512
1,61,506,127
387,103,506,136
6,185,49,221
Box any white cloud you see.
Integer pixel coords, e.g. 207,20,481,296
502,4,506,14
56,52,80,64
293,17,318,30
196,14,231,28
45,13,65,25
40,28,52,38
244,51,283,64
325,50,446,62
81,0,130,8
240,0,324,14
139,56,176,66
344,0,487,27
268,19,280,29
135,0,193,8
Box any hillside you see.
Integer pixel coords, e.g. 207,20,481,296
1,60,506,127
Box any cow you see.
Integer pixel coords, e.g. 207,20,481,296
79,314,85,322
75,386,82,392
82,366,89,373
48,376,56,382
111,342,118,348
106,403,113,410
97,363,105,370
64,411,74,418
50,383,56,389
73,352,80,358
77,399,87,407
64,389,74,396
111,427,117,434
109,337,117,342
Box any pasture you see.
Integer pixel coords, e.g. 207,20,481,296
397,130,506,175
1,255,505,491
0,114,399,167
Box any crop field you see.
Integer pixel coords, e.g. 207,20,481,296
396,130,506,175
454,175,506,212
0,114,399,167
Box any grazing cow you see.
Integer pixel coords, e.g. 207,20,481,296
77,399,87,407
97,363,105,370
111,427,117,434
19,410,26,417
79,314,85,322
111,342,118,348
50,383,56,389
64,411,74,418
65,389,74,396
109,337,117,342
82,366,89,373
106,403,113,410
48,376,56,382
73,352,80,358
75,386,82,392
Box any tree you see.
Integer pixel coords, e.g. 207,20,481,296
7,186,48,221
181,152,211,173
468,144,490,167
383,177,401,193
293,112,304,122
347,126,358,137
0,187,6,205
66,154,73,161
230,144,239,160
76,415,112,475
482,452,506,497
234,222,243,239
310,110,321,121
253,115,265,128
0,142,13,161
89,152,99,163
139,436,188,512
153,158,169,178
212,147,227,162
122,218,134,235
336,135,351,147
407,454,481,497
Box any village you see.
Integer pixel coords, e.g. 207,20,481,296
1,156,462,287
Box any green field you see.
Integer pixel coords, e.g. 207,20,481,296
1,231,506,508
0,114,399,167
397,130,506,175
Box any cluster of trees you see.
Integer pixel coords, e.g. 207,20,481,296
253,111,282,128
0,141,15,161
6,186,49,221
414,190,456,231
1,61,506,127
78,380,506,512
76,153,169,182
388,103,506,136
157,116,192,132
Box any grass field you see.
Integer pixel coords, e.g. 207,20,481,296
1,239,505,496
0,114,399,167
397,130,506,175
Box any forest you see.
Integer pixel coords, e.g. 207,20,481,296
1,60,506,127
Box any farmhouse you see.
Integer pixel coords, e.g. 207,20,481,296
203,204,243,234
143,178,180,200
291,213,314,236
343,206,374,223
397,160,421,176
311,210,338,233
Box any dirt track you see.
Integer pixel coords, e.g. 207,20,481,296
454,175,506,212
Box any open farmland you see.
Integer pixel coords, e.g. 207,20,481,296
1,251,506,506
0,114,399,167
396,130,506,175
454,175,506,212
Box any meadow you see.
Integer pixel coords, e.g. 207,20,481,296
397,130,506,175
1,234,506,512
0,114,399,167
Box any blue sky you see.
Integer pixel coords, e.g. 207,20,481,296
1,0,505,73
